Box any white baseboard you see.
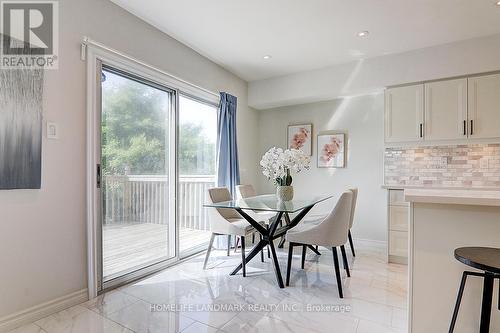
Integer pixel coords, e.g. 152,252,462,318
0,289,88,333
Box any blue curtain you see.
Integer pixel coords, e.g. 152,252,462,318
217,92,240,196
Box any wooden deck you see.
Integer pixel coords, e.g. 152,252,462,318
103,223,210,279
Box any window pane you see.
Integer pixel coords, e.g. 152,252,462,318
101,70,170,175
178,95,217,254
101,67,174,281
179,96,217,175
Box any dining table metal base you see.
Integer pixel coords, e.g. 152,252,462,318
229,206,315,288
277,213,291,248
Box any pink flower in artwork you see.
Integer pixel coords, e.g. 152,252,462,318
290,127,309,150
321,136,341,162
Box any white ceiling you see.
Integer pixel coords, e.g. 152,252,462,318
111,0,500,82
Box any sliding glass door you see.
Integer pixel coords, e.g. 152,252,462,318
100,65,176,285
96,62,218,290
178,95,217,256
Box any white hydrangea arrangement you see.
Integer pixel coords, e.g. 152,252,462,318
260,147,310,186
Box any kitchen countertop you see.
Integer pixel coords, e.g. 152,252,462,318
382,184,500,191
404,188,500,207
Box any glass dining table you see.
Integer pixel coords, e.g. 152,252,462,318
204,194,333,288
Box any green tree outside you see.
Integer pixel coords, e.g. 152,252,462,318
101,70,215,176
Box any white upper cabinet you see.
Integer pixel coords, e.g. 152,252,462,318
385,84,424,143
468,73,500,139
424,78,467,141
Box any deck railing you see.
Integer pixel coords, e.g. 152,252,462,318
103,174,216,231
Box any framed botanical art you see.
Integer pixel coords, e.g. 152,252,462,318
287,124,312,156
317,132,346,168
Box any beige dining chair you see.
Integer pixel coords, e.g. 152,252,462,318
235,185,276,227
305,187,358,257
203,187,265,276
285,190,353,298
235,184,278,259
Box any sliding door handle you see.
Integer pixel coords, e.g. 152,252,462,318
96,164,101,188
419,123,423,138
470,120,474,135
463,120,466,136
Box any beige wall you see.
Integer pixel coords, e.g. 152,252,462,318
257,94,386,242
0,0,258,318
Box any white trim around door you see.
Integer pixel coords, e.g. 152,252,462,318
84,37,219,299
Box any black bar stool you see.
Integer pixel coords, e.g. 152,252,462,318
449,247,500,333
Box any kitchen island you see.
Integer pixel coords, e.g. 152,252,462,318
405,189,500,333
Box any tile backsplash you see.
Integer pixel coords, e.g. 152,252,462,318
384,144,500,188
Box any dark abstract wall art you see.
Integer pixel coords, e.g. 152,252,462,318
0,37,44,189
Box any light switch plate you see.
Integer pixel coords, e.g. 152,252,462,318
47,122,58,139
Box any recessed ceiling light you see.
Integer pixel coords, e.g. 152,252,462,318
357,31,369,37
263,55,272,60
496,1,500,5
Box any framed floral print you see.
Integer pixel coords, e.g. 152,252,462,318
287,124,312,156
317,132,345,168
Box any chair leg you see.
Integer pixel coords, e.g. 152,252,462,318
241,236,246,277
332,247,343,298
260,235,264,262
348,230,355,257
234,236,240,253
286,243,294,286
340,245,350,277
266,225,270,258
449,271,469,333
203,233,216,270
301,245,307,269
315,245,319,251
227,235,231,256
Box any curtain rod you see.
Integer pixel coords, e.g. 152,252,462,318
82,36,220,99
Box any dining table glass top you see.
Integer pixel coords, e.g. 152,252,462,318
204,194,333,213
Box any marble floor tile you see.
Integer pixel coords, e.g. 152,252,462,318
180,321,219,333
177,306,239,329
120,277,209,305
391,307,408,330
107,300,195,333
82,290,140,316
304,294,394,327
35,305,132,333
268,309,359,333
355,319,406,333
348,282,407,309
16,242,408,333
221,311,314,333
7,323,46,333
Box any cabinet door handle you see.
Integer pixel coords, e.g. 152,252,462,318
470,120,474,135
463,120,466,136
419,123,423,138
